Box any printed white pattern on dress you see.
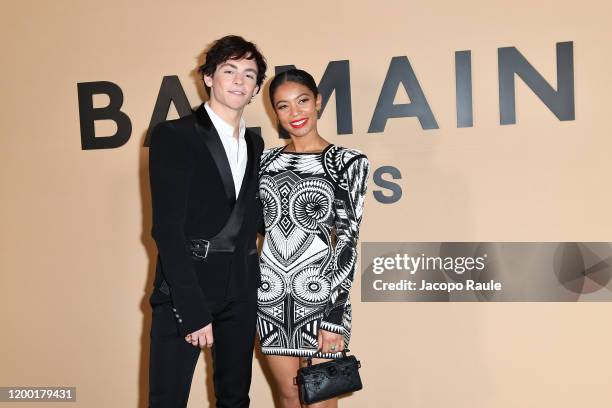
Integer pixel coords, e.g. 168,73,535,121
256,145,370,357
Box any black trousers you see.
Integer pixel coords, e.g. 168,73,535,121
148,292,257,408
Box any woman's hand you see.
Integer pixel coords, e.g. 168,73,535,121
317,329,344,354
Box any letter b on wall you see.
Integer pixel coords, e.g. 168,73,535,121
77,81,132,150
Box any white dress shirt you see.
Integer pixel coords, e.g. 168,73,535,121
204,102,248,199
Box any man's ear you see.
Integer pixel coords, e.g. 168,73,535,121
253,85,260,97
203,74,214,88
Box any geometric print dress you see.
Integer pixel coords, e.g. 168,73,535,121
256,144,370,358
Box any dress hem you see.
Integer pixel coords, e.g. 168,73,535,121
260,347,345,359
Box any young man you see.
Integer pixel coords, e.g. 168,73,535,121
147,35,267,408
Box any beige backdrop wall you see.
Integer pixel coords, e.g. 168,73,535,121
1,0,612,407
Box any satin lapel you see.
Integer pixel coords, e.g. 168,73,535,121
193,104,236,204
210,130,258,250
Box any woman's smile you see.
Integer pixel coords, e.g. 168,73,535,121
290,118,308,128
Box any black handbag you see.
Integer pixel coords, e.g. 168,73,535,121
294,349,363,404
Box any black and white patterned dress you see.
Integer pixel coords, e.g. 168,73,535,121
256,144,370,358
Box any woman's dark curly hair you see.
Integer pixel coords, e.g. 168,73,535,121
198,35,267,93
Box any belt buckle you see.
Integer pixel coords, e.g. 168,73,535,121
189,238,210,261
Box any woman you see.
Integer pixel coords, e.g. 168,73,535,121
257,69,370,408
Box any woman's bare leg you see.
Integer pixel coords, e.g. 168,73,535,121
264,354,302,408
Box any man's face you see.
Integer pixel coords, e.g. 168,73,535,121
204,57,259,111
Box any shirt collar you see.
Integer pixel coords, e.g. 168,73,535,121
204,102,245,141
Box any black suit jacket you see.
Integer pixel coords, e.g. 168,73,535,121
148,103,264,337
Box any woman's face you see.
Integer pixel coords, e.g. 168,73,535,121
272,81,322,138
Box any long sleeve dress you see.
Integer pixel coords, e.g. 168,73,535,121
256,144,370,358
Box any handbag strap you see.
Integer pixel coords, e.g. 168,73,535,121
305,348,350,367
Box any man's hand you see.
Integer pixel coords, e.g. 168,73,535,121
317,329,344,354
185,323,214,348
